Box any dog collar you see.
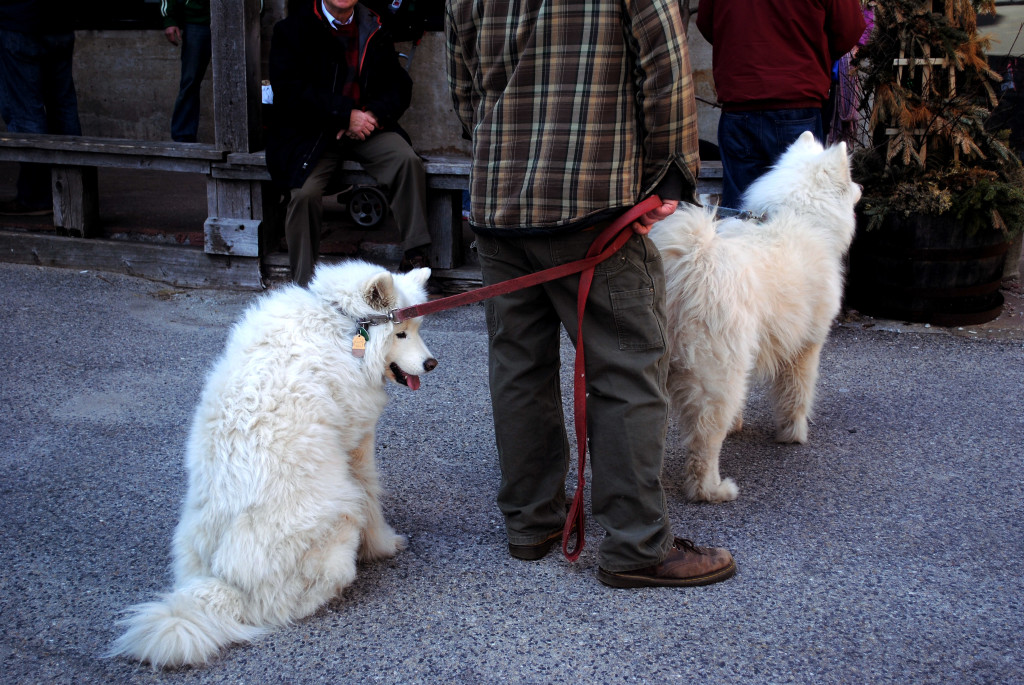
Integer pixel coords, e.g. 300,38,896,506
348,313,395,358
715,206,766,223
357,312,395,329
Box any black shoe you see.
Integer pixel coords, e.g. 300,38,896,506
508,530,563,561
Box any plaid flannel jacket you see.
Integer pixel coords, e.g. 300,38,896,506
445,0,699,232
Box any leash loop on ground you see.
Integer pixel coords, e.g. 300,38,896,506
390,196,664,561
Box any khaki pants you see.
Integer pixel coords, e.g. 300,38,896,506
474,227,675,572
285,132,431,286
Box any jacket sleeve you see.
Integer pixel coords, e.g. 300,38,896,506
268,21,353,136
444,3,475,139
827,0,868,61
359,28,413,130
695,0,714,44
626,0,700,203
160,0,183,29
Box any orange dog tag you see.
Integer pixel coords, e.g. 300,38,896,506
351,329,368,358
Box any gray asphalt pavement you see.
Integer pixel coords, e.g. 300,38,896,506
1,260,1022,684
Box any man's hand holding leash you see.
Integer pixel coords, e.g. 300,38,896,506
631,199,678,234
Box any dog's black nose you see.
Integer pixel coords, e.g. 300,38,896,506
423,358,438,372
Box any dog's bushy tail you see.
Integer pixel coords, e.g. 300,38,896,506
107,577,266,670
649,204,718,257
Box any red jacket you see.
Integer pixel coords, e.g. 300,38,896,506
696,0,867,111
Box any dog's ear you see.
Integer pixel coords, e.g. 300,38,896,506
828,143,853,177
796,130,817,148
363,272,398,311
819,143,854,190
403,267,431,289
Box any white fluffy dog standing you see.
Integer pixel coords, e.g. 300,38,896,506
649,131,861,503
109,261,437,669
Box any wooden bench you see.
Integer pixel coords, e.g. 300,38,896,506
0,132,471,272
0,131,723,288
213,151,471,270
0,133,226,239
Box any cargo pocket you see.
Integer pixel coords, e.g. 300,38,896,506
602,238,666,352
473,234,501,339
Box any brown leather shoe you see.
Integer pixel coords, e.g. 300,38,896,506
508,530,563,561
597,537,736,588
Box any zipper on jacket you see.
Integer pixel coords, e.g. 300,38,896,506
359,23,380,75
301,132,324,170
300,64,339,171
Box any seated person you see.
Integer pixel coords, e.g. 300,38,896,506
267,0,430,285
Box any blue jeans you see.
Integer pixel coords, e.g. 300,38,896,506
170,23,212,143
0,28,82,207
718,108,823,209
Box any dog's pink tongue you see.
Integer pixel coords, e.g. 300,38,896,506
407,374,420,391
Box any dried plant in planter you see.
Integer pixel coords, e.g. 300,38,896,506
845,0,1024,324
852,0,1024,236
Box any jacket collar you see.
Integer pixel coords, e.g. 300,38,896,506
311,1,381,35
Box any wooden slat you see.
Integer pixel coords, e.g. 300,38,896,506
893,58,947,66
0,133,224,159
205,175,268,256
0,230,264,289
0,134,224,172
0,149,216,173
204,217,262,257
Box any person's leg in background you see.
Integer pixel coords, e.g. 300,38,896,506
719,108,824,209
347,132,431,269
0,28,63,213
765,108,824,160
284,150,339,286
40,30,80,136
717,111,770,209
170,22,212,143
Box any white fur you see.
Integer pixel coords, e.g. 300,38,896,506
108,261,437,669
649,132,861,503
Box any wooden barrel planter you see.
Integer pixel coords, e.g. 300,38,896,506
845,212,1010,326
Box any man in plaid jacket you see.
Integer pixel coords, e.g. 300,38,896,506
446,0,736,588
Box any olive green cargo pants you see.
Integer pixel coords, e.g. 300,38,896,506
474,227,675,572
285,132,431,286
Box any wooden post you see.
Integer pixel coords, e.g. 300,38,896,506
210,0,263,153
205,0,267,261
425,191,463,270
52,166,99,239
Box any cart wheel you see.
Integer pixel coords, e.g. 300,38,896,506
348,186,387,228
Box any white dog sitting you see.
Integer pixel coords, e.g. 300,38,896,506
649,131,861,503
109,261,437,669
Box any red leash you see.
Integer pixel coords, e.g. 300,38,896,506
390,196,663,561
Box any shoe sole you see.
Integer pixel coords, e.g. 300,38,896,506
508,531,562,561
596,559,737,588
